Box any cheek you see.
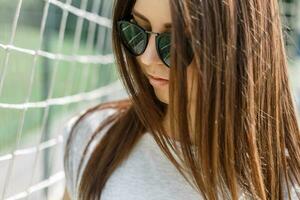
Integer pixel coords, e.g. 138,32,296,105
136,57,146,74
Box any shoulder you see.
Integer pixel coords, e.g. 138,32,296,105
63,98,132,151
62,98,132,199
63,98,131,140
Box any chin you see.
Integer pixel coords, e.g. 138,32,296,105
159,98,169,104
154,90,169,104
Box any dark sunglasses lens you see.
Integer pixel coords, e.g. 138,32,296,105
157,33,171,67
118,21,147,55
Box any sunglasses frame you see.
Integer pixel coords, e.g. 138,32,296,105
117,15,172,67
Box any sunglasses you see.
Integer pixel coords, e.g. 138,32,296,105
117,15,193,68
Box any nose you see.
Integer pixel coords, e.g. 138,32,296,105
138,34,162,66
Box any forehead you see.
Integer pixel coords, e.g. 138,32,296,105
133,0,171,23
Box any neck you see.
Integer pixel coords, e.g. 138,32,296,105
162,104,196,144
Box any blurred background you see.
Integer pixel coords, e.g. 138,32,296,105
0,0,127,199
0,0,299,199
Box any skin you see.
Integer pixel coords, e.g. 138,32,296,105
133,0,198,141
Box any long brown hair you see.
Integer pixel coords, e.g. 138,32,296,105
64,0,300,199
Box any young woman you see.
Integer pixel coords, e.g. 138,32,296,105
63,0,300,199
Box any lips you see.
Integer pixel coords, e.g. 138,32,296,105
148,74,169,81
148,74,169,87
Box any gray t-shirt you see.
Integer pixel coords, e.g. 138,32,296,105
62,108,300,200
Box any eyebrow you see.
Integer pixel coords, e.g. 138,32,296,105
132,9,172,29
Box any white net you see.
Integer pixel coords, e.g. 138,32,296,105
0,0,127,199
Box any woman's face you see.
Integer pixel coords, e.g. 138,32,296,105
133,0,197,105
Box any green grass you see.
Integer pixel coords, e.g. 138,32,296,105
0,25,118,153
